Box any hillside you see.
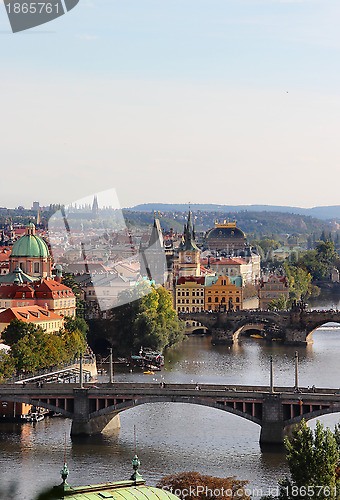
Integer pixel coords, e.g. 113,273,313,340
125,203,340,221
123,210,334,236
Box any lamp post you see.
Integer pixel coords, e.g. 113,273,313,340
79,353,83,389
109,347,114,384
295,351,299,390
270,356,274,393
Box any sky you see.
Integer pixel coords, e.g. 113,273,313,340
1,0,340,209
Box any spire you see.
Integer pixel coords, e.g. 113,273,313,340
92,195,99,218
179,210,199,252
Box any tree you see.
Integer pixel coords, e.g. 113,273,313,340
63,316,89,340
156,471,250,500
0,352,15,382
268,295,287,311
279,420,340,500
1,319,40,346
108,283,184,355
283,263,312,301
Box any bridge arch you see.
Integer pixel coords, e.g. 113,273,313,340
306,321,340,343
88,396,262,427
284,405,340,427
0,395,73,418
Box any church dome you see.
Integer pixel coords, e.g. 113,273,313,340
11,223,50,259
205,226,246,240
204,221,247,251
205,221,246,241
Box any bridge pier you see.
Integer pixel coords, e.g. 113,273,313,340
284,329,313,346
71,388,121,436
260,394,297,445
211,328,235,345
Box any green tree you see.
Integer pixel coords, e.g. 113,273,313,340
283,263,312,301
268,295,287,311
0,352,15,382
279,420,339,500
1,319,39,346
63,316,89,340
109,283,184,355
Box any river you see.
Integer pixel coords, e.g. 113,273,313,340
1,325,340,499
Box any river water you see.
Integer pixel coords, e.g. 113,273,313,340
1,326,340,499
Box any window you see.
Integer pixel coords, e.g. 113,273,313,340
215,297,219,302
192,292,195,296
34,262,40,273
208,297,212,303
236,297,240,303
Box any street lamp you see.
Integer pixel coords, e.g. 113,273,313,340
270,356,274,393
295,351,299,390
109,347,114,384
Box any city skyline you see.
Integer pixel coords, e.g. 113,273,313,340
2,1,340,208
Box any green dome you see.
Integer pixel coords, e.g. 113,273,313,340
11,233,50,258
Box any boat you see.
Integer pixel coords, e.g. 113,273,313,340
143,371,154,375
250,334,264,339
129,348,164,371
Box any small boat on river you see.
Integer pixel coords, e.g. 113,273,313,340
129,347,164,371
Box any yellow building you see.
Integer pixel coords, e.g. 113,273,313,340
205,275,243,312
0,305,64,335
174,276,205,313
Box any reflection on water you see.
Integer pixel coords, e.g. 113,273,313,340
1,328,340,499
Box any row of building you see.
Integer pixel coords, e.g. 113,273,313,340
0,223,76,335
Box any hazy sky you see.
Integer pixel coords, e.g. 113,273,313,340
1,0,340,209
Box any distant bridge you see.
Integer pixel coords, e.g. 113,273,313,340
1,382,340,444
179,310,340,345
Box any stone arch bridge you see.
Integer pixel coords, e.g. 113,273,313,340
179,310,340,345
1,383,340,445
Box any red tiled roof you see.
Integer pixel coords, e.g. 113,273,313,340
0,305,63,324
34,279,75,299
0,284,35,299
200,257,247,265
175,276,205,285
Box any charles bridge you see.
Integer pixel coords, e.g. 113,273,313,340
179,309,340,345
1,382,340,445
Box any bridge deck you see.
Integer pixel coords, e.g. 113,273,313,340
1,383,340,400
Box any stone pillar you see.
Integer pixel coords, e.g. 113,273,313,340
71,388,121,436
211,328,235,345
284,328,313,346
71,388,90,436
260,394,285,444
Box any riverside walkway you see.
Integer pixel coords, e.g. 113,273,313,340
1,382,340,444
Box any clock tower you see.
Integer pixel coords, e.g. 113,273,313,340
178,211,200,277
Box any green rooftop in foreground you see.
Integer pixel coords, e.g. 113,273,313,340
36,456,179,500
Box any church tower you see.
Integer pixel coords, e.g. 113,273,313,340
92,195,99,219
178,211,200,277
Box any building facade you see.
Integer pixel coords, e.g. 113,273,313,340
258,275,289,310
205,275,243,311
